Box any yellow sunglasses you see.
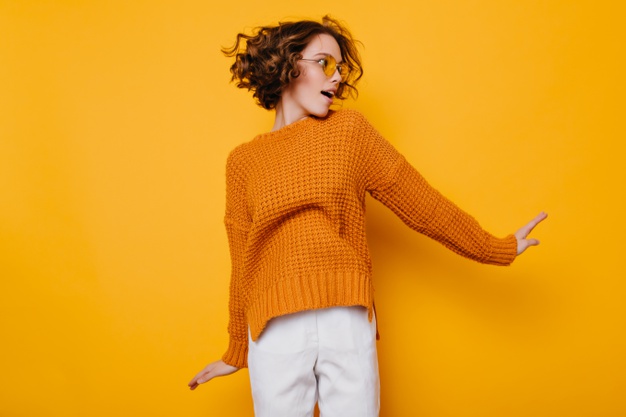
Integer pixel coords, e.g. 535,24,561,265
300,55,348,78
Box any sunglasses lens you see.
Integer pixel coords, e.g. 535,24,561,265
323,55,336,77
337,64,347,77
313,55,347,77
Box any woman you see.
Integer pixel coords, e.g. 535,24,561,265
188,15,546,417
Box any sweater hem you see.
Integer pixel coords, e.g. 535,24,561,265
247,270,375,342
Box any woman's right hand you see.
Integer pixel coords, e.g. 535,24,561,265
188,360,240,390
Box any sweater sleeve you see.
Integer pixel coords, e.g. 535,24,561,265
353,112,517,266
221,147,252,368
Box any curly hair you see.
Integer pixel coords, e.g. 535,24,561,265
222,15,363,110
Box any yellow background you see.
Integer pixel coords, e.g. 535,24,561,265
1,1,624,416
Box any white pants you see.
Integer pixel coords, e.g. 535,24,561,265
248,306,380,417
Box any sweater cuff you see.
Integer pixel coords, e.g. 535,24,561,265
485,234,518,265
222,338,248,369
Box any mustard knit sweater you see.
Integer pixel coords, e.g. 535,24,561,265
222,109,517,368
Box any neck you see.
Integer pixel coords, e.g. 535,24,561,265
272,100,308,132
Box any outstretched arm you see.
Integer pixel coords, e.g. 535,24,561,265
188,360,240,390
515,212,548,256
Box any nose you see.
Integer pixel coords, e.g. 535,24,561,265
330,67,342,83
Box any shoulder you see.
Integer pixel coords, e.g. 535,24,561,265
315,109,376,140
324,108,370,125
226,141,253,175
227,142,246,162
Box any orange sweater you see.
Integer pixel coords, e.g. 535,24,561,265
221,109,517,368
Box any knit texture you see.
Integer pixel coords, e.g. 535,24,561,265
221,109,517,368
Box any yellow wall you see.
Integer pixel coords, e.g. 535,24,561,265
1,1,624,416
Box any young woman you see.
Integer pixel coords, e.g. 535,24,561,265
188,15,546,417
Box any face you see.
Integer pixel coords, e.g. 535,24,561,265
279,33,344,121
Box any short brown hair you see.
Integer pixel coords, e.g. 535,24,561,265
222,15,363,110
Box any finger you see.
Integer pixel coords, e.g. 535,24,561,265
517,237,541,255
188,364,215,387
516,212,547,239
190,373,211,386
188,373,211,390
196,367,221,385
188,373,204,387
188,361,239,391
525,238,540,247
526,212,548,233
522,212,546,233
188,374,200,386
197,375,211,384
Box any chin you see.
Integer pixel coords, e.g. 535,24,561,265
310,107,331,118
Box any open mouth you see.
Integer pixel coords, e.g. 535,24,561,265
321,91,334,99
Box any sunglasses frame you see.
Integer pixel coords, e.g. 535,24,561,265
300,55,348,78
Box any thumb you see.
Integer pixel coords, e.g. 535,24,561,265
517,237,541,255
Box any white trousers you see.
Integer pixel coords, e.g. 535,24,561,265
248,306,380,417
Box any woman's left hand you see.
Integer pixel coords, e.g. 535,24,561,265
188,360,240,390
515,212,548,255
